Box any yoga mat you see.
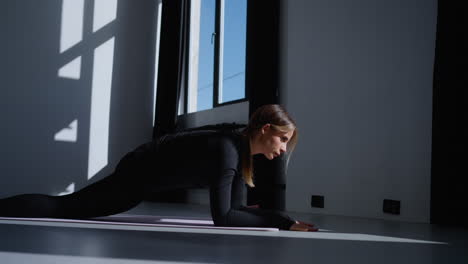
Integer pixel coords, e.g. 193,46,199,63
0,214,279,231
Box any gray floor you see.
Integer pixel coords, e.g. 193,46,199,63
1,202,467,264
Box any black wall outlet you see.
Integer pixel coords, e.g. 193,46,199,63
311,195,324,208
383,199,401,215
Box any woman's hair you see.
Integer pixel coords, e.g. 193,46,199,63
241,104,298,187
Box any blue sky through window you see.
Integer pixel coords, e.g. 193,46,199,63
196,0,246,112
196,0,215,111
222,0,246,103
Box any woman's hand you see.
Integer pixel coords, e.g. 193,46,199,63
289,220,318,232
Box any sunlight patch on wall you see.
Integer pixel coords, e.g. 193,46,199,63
57,183,75,196
54,119,78,142
58,56,82,80
58,0,118,180
153,0,163,126
87,37,115,180
60,0,84,53
93,0,118,32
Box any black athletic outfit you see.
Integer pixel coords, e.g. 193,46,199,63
0,130,296,230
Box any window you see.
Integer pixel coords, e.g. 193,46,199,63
183,0,247,114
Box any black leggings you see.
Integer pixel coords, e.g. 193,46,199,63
0,151,152,219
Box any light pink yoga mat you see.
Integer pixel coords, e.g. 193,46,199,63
0,214,279,231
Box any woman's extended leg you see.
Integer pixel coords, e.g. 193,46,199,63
0,152,151,219
0,193,66,217
0,171,147,218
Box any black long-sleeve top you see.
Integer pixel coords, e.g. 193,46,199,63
130,129,296,230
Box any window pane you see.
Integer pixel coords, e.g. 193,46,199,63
220,0,246,104
188,0,216,113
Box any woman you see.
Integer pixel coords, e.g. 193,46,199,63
0,104,317,231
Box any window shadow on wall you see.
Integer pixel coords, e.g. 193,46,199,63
0,0,157,197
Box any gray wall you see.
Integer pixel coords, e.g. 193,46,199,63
0,0,158,197
280,0,437,223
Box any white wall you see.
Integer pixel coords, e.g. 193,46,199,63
280,0,437,223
